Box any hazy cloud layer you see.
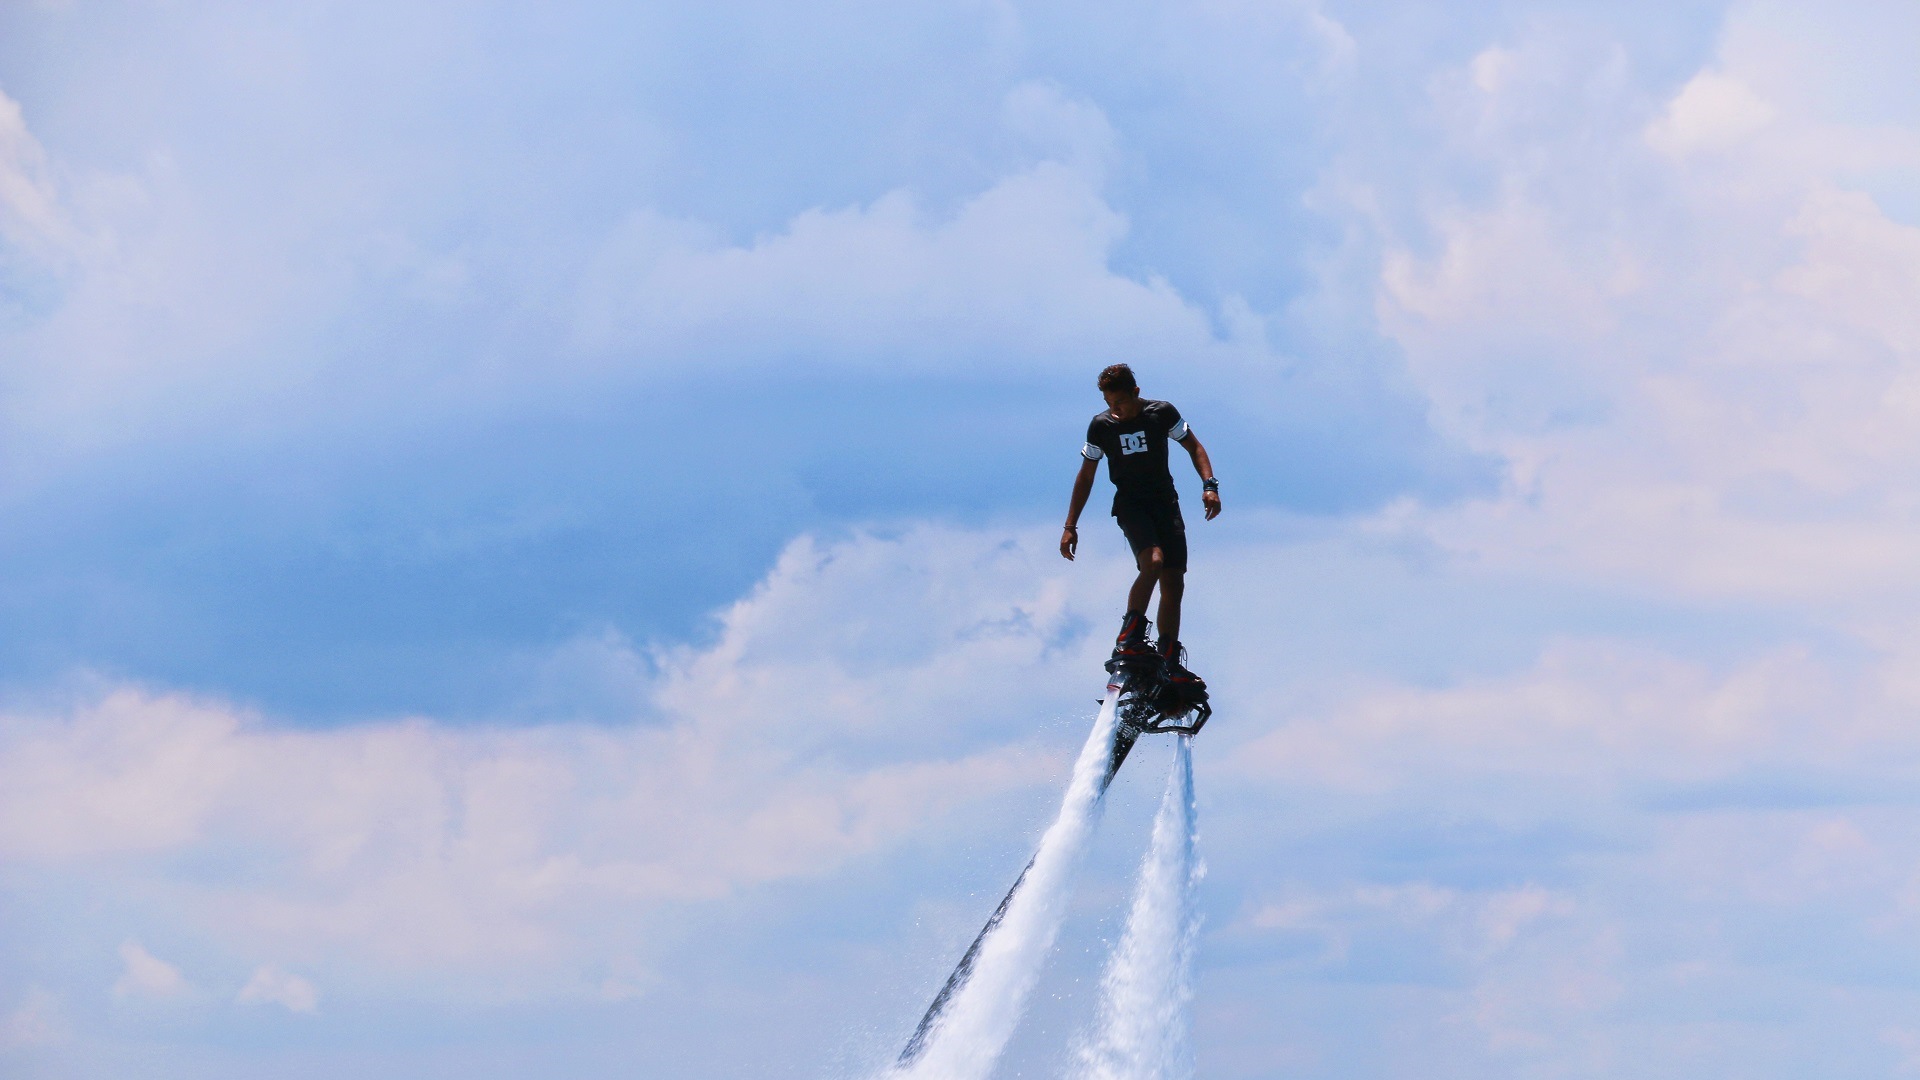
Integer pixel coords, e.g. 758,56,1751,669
1376,3,1920,610
9,519,1920,1075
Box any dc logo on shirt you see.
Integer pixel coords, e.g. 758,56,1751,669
1119,432,1148,455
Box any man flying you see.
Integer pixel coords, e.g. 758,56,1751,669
1060,363,1220,703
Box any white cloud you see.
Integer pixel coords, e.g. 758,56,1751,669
0,692,1041,976
0,75,1277,502
1226,637,1907,808
0,525,1123,982
0,693,245,858
1247,880,1577,966
1645,71,1775,155
4,515,1915,1049
1002,81,1116,181
0,135,321,485
0,89,70,260
235,965,319,1014
1199,592,1920,1068
113,941,190,1001
1367,9,1920,610
4,522,1920,1068
571,161,1213,373
0,988,66,1049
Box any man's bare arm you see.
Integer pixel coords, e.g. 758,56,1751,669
1179,433,1221,521
1062,457,1098,559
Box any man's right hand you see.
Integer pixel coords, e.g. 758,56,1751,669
1060,527,1078,560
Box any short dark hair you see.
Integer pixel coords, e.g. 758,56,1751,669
1097,364,1137,393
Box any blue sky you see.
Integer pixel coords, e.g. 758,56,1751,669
7,1,1920,1077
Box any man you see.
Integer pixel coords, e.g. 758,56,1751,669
1060,363,1220,698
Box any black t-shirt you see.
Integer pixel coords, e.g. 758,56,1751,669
1082,399,1189,507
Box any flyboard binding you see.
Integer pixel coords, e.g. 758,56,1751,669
896,651,1210,1067
1099,645,1209,784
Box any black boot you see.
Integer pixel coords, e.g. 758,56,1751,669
1106,611,1159,676
1158,639,1206,696
1144,638,1210,733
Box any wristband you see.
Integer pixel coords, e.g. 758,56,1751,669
1202,477,1219,492
1063,524,1077,531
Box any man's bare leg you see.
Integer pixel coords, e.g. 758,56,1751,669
1127,547,1164,616
1156,568,1184,649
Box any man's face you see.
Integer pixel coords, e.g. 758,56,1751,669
1101,387,1138,412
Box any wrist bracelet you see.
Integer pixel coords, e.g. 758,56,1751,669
1063,524,1077,531
1202,477,1219,492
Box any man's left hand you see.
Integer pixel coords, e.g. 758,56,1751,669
1202,490,1221,520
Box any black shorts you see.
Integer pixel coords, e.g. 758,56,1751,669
1113,496,1188,573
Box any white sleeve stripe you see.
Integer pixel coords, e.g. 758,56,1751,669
1168,419,1190,441
1081,442,1103,460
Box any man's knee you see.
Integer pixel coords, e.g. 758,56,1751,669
1160,568,1185,593
1136,547,1165,577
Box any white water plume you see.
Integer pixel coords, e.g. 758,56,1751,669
1076,735,1201,1080
891,695,1122,1080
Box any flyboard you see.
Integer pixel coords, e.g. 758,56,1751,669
895,659,1208,1067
